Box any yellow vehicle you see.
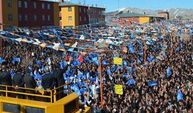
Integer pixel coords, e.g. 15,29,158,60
0,84,90,113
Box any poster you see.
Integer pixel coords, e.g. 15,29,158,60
113,57,122,65
114,84,123,95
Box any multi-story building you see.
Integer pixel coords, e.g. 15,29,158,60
59,2,89,28
0,0,59,30
113,12,165,26
88,6,105,26
17,0,59,28
59,2,105,28
0,0,18,30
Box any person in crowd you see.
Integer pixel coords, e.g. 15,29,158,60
0,20,192,112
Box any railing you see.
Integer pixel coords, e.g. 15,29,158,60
0,84,72,103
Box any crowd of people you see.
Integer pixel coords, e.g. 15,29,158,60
0,20,192,112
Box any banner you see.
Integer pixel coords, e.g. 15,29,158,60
113,57,122,65
114,84,123,95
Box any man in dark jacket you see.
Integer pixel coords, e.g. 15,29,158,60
23,73,37,100
12,70,24,98
24,73,36,89
12,71,24,87
0,68,12,96
0,69,12,86
52,66,66,100
41,72,56,90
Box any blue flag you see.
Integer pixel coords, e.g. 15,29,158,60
127,79,136,86
10,70,16,78
92,57,99,65
102,60,108,65
80,88,86,95
130,33,135,39
34,72,42,80
127,67,133,75
177,90,184,101
12,57,21,64
148,80,157,87
59,60,67,69
0,57,4,64
68,48,74,52
128,44,135,53
147,55,155,62
84,56,90,63
146,39,154,45
166,66,172,78
107,68,111,76
73,85,81,96
123,60,127,66
77,70,83,77
72,59,81,67
36,60,42,66
90,77,96,82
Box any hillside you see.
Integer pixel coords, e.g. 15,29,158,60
106,8,193,19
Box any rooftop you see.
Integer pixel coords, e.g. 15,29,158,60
59,1,105,9
119,12,163,18
119,13,145,18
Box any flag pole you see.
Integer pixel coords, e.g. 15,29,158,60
143,39,147,63
99,56,104,108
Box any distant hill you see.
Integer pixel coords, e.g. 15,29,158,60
106,8,193,19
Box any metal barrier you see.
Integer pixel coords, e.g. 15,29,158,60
0,84,72,103
0,84,88,113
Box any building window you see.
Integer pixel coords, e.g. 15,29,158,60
47,4,50,10
34,15,37,21
47,15,50,21
84,17,87,21
79,8,81,13
25,15,28,21
68,7,72,12
7,0,12,7
18,1,22,8
42,3,45,9
84,8,86,13
19,15,22,21
8,14,13,21
24,1,27,8
68,16,72,22
42,15,45,21
80,16,82,21
33,2,36,9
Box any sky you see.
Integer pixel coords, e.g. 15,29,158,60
69,0,193,12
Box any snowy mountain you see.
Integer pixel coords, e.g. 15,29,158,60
106,7,193,19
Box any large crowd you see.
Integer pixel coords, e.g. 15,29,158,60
0,20,193,113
